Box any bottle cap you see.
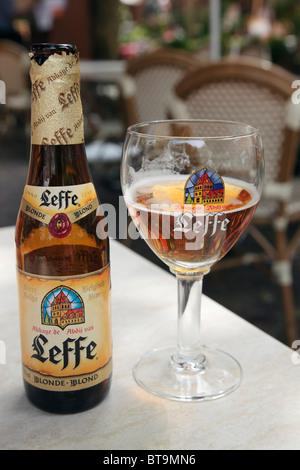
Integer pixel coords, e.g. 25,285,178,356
30,43,78,65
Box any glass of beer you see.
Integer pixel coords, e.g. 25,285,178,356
121,120,264,401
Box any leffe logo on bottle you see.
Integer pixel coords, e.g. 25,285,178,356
39,188,79,210
21,183,99,238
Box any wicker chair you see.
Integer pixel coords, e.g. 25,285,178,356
122,47,198,126
168,55,300,344
0,40,30,135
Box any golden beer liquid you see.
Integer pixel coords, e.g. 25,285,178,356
15,44,112,413
127,176,259,274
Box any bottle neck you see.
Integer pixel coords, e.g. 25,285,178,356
28,47,89,187
30,48,84,147
26,143,92,187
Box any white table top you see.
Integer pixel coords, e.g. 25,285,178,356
1,225,300,450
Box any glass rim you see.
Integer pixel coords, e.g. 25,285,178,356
126,119,261,141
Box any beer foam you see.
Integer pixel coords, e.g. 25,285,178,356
126,175,260,215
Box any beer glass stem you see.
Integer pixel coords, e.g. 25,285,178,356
170,274,206,372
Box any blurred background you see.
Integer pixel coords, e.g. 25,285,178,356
2,0,299,67
1,0,300,344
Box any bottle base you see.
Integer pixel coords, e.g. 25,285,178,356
23,377,111,414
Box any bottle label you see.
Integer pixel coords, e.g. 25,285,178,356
21,183,98,238
17,265,112,392
30,51,84,145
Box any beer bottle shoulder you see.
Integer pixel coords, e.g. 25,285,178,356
16,211,109,275
26,144,92,187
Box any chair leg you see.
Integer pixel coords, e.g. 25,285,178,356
281,283,298,346
272,258,298,345
272,220,299,344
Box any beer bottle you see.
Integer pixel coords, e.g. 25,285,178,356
15,43,112,413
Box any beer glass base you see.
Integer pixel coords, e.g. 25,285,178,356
133,345,242,402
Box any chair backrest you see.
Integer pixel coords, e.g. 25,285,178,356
0,40,29,98
169,56,300,188
124,47,198,124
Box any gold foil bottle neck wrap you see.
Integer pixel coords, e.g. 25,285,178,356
30,47,84,145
